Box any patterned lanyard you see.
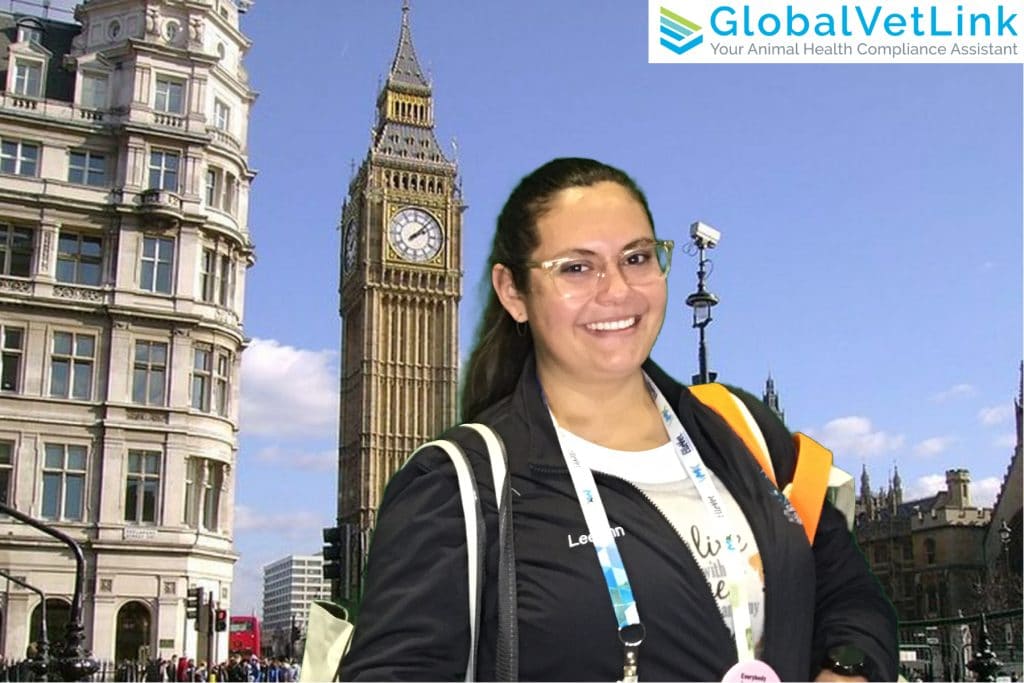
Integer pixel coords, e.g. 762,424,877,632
549,375,758,674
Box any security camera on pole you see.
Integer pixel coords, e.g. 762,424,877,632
685,221,721,385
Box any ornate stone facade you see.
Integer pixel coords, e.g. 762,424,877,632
0,0,255,664
335,4,463,605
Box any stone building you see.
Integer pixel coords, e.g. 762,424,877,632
0,0,255,664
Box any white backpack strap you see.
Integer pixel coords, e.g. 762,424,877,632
411,439,482,682
462,422,507,508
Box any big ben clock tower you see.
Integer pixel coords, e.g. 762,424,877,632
336,2,463,603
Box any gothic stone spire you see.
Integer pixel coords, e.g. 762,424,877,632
387,0,430,93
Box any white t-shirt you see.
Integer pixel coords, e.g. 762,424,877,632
567,432,766,655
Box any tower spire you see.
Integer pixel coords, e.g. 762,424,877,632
387,0,430,91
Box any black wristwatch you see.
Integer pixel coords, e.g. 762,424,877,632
822,645,868,677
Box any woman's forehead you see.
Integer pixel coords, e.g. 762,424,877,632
534,182,653,253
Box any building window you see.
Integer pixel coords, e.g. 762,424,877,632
202,460,223,530
213,350,230,417
56,231,102,286
924,538,936,564
154,77,184,114
0,441,12,506
191,346,230,416
17,24,42,44
13,59,43,98
214,99,230,131
132,341,167,406
218,255,233,307
200,249,216,302
125,450,161,524
140,236,174,294
68,151,107,187
205,169,218,206
183,457,223,531
1,139,40,176
80,73,108,110
148,150,180,191
191,345,211,411
1,325,24,392
41,443,86,521
49,332,95,400
0,224,33,277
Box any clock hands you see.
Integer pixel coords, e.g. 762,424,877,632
407,225,429,242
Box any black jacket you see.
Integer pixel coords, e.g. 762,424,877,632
343,359,898,681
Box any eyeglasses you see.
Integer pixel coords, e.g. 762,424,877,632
523,238,674,300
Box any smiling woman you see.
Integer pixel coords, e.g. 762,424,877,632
341,158,898,682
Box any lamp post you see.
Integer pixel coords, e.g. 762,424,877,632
685,221,721,385
967,614,1003,682
0,502,98,680
0,570,49,680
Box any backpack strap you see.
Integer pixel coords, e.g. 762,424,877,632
461,423,519,682
688,383,777,486
411,438,485,682
688,383,833,544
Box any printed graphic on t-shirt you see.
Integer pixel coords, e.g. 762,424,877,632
688,522,765,653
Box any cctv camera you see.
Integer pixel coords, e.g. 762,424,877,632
689,221,721,248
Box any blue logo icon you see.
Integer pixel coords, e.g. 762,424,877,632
660,6,703,55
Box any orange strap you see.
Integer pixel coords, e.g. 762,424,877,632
688,384,777,487
787,434,832,543
689,383,833,543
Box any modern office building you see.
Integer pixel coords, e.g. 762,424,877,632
0,0,255,663
261,554,329,655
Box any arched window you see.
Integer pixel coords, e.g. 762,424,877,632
924,538,936,564
115,601,152,663
29,598,71,651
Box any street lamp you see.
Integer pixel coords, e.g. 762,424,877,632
685,221,721,385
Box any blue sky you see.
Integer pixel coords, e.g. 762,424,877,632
206,2,1024,615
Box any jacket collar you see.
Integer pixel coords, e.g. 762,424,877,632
508,353,691,470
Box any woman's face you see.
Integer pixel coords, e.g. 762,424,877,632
511,181,667,388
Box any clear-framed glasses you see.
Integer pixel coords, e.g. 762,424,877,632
524,238,674,300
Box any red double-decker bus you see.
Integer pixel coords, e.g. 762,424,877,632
228,615,261,657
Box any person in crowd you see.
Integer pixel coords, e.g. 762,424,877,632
342,157,899,680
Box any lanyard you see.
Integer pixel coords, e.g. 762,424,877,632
549,375,758,677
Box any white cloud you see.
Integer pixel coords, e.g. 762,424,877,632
250,445,337,472
913,436,955,457
929,384,976,402
904,474,947,501
240,338,339,438
234,505,325,538
970,477,1002,508
902,474,1002,508
978,404,1013,426
905,475,942,501
810,416,904,458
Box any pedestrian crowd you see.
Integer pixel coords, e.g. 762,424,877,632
118,653,300,682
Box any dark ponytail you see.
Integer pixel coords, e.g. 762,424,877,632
460,157,655,421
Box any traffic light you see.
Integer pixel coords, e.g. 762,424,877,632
186,586,203,621
322,526,343,581
196,591,210,633
214,608,228,632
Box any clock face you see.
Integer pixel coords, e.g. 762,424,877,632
388,208,444,263
344,220,358,273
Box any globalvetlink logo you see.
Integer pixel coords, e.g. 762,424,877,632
659,7,703,54
648,0,1024,63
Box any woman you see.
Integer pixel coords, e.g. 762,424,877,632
342,158,898,681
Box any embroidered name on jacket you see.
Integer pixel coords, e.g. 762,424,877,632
568,525,626,548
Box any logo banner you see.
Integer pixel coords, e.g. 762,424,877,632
649,0,1024,63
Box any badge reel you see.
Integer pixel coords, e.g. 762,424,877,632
617,623,645,683
721,659,781,683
